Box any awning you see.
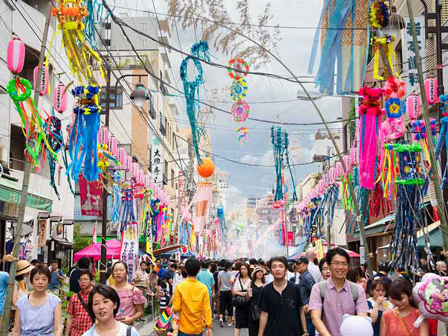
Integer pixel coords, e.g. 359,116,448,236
354,214,394,238
0,176,52,212
417,221,443,248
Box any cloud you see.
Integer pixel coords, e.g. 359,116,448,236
240,150,274,166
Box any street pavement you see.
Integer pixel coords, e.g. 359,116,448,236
136,318,249,336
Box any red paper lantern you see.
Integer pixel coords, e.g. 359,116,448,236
197,157,215,178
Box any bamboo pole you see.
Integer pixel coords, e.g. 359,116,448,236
406,0,448,252
0,1,53,334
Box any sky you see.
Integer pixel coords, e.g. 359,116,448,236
113,0,343,211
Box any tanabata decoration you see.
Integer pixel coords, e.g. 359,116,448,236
369,0,390,29
54,82,68,113
425,78,438,105
180,41,210,162
67,85,101,182
383,77,406,100
271,126,297,202
51,0,104,83
236,127,248,144
309,0,369,94
197,157,215,179
120,187,136,233
228,58,249,81
357,87,384,190
390,143,425,271
413,273,448,324
385,98,405,119
230,79,248,101
44,116,64,199
372,35,399,80
7,37,25,74
232,100,250,122
436,94,448,179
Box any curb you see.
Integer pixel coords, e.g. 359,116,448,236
135,318,158,333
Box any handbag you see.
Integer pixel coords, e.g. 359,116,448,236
250,302,262,321
232,278,248,307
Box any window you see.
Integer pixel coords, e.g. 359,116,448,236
139,22,148,30
140,39,147,47
171,169,175,188
100,87,123,109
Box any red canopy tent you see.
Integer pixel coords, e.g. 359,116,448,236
73,239,122,263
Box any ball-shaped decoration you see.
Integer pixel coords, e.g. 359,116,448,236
197,157,215,178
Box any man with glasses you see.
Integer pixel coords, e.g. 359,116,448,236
309,248,369,336
66,270,95,336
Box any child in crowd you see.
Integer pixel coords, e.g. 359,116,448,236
367,278,393,336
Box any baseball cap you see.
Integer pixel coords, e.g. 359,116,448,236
297,257,309,264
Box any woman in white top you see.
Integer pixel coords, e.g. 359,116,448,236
83,284,140,336
232,263,251,336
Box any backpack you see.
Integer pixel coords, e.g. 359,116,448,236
319,280,359,314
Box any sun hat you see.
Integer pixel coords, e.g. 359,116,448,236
251,266,264,278
16,260,34,276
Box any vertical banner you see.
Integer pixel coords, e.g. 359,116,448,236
287,231,294,246
315,239,324,260
152,137,164,187
79,174,103,216
401,15,426,93
178,171,185,206
192,182,213,233
120,222,139,282
38,219,46,247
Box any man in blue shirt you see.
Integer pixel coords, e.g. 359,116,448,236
48,260,65,293
297,257,316,336
196,260,215,312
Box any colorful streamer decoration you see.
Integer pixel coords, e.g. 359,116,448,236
369,0,390,29
44,116,64,199
67,85,101,182
180,41,210,162
357,87,384,190
372,35,400,80
230,79,248,101
232,100,250,122
51,0,104,83
236,127,248,144
228,58,249,81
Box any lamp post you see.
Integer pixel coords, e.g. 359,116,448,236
99,73,151,284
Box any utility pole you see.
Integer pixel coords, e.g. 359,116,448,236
326,146,332,246
0,1,53,334
407,0,448,251
100,65,111,284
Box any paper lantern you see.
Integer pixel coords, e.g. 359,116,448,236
350,147,358,166
343,154,351,173
144,175,150,189
98,126,109,146
54,83,67,113
150,180,155,192
335,162,343,178
7,38,25,74
131,163,139,179
322,174,328,187
125,156,133,172
108,136,117,156
138,168,144,183
118,147,126,166
407,95,420,120
197,157,215,178
33,66,49,96
424,78,438,105
329,167,335,184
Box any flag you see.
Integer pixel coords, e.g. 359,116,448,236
92,222,97,244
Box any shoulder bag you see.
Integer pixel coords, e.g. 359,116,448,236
77,292,96,324
232,278,248,307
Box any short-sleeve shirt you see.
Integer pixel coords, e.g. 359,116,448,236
83,322,140,336
308,278,369,336
197,269,216,297
258,281,303,336
16,293,61,336
67,288,94,336
381,308,421,336
218,271,232,291
114,287,147,320
48,269,64,290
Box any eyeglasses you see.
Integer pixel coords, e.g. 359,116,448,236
331,262,349,268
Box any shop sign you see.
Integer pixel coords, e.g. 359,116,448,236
38,219,46,247
151,137,163,187
0,200,19,218
79,174,103,217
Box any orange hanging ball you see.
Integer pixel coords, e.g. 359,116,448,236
197,157,215,178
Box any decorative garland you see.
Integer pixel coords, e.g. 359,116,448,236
369,0,390,29
228,58,249,81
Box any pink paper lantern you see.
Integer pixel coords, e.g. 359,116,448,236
329,167,335,184
335,162,343,178
54,83,67,113
131,163,139,179
350,147,358,166
138,168,144,183
33,66,49,96
322,174,328,187
108,136,118,156
144,175,150,189
98,126,109,146
343,154,351,173
7,38,25,74
118,148,126,166
407,95,420,120
424,78,438,105
125,156,133,172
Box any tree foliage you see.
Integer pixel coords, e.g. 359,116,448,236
167,0,281,69
73,223,90,253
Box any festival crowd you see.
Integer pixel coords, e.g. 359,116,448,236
0,247,444,335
